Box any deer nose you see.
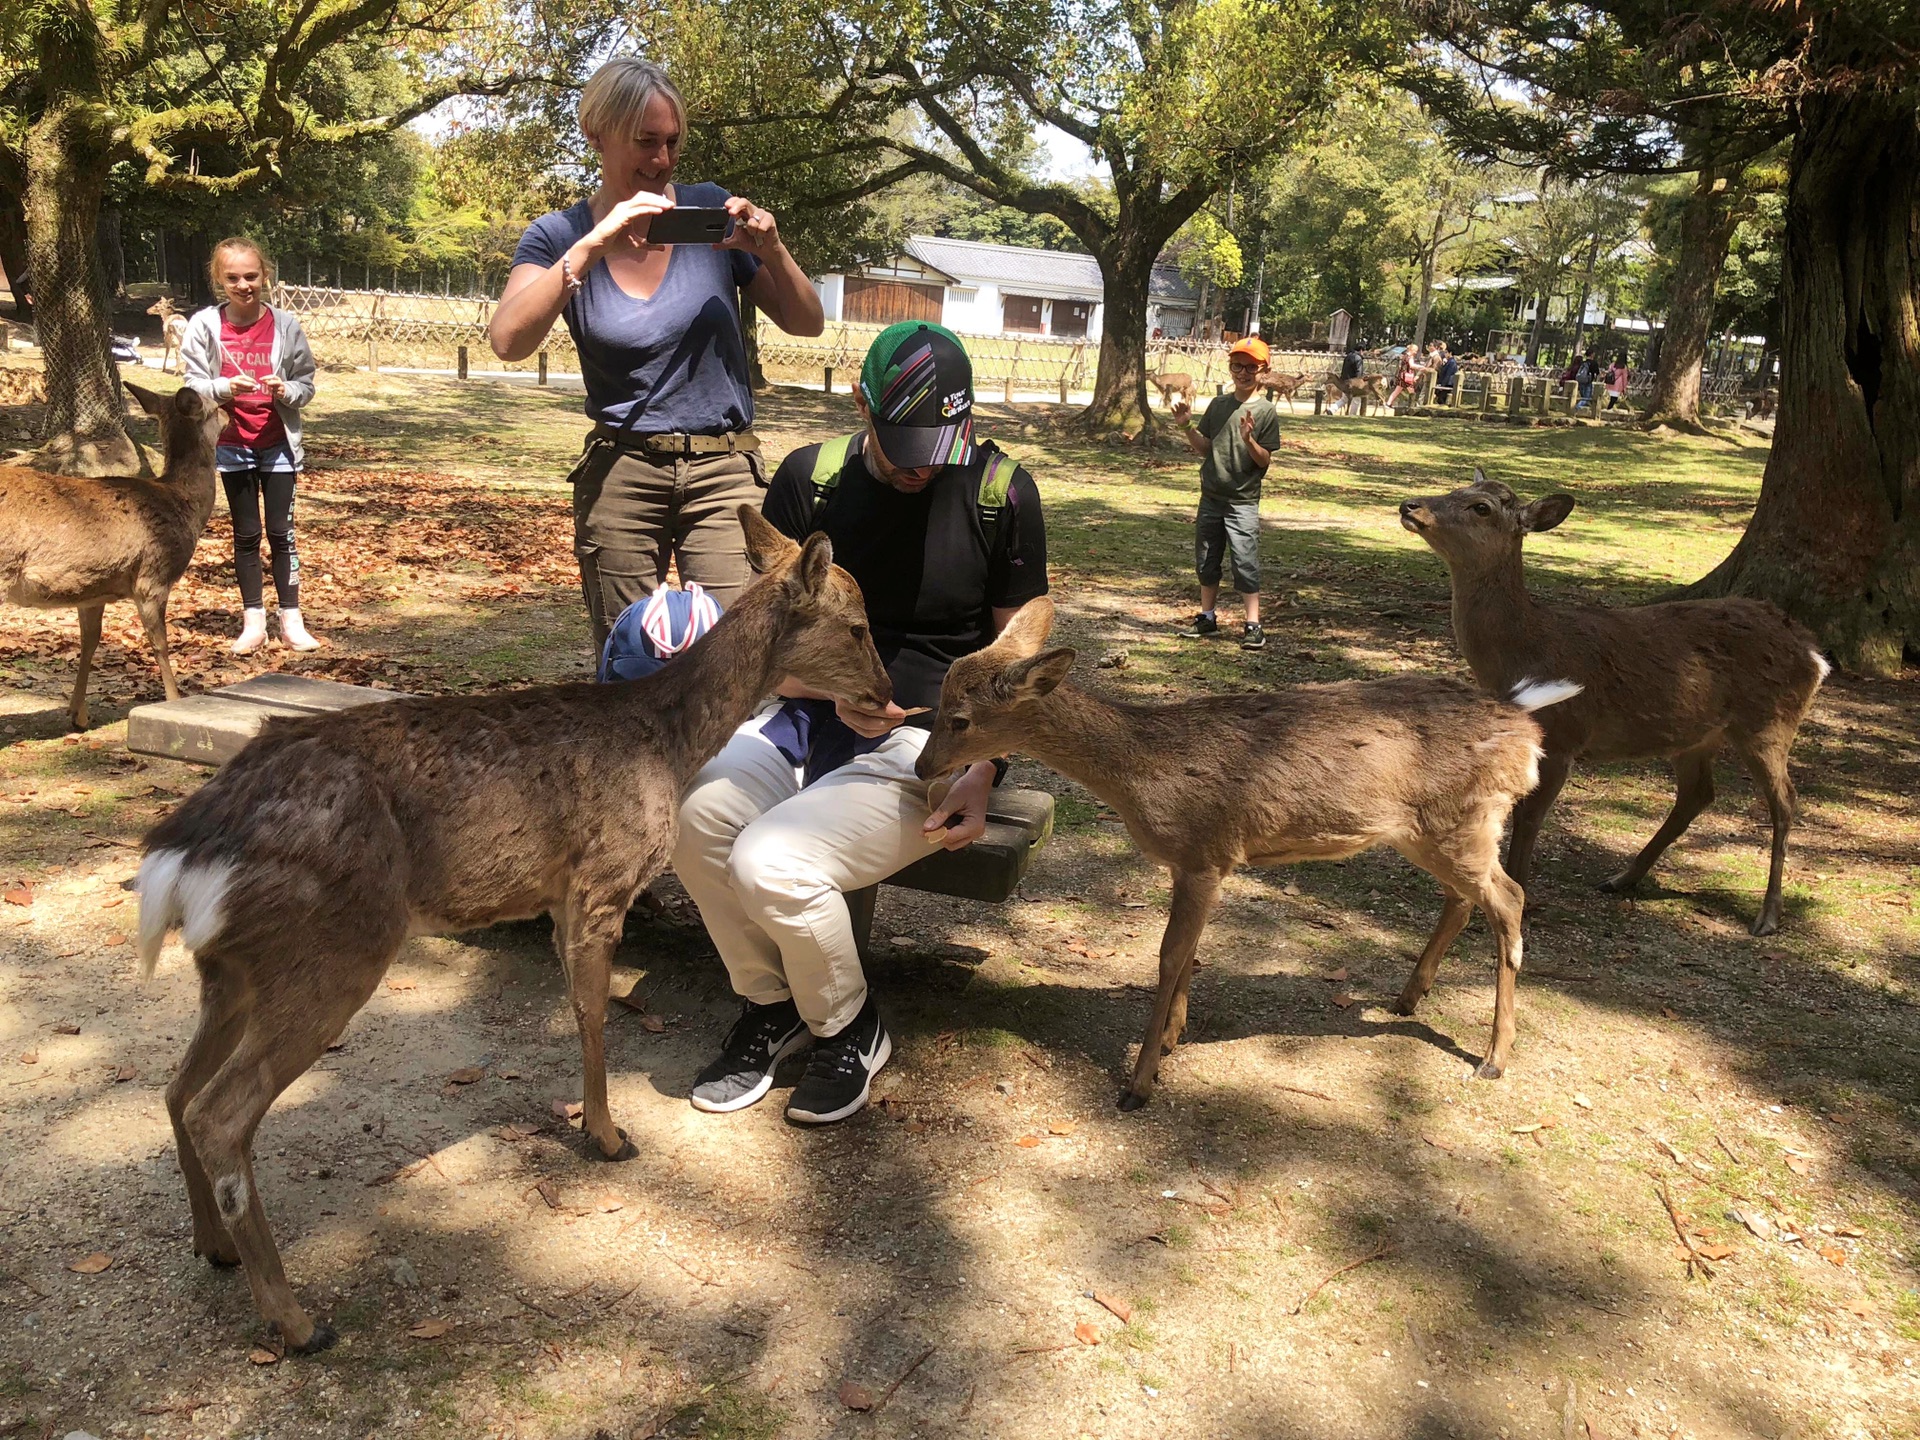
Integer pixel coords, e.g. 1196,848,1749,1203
1399,500,1429,529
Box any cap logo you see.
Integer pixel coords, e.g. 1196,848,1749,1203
940,389,971,418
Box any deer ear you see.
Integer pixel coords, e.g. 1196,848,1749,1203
1002,646,1076,703
1472,466,1489,486
123,381,166,419
795,531,834,595
739,504,800,575
1522,494,1575,533
993,597,1055,659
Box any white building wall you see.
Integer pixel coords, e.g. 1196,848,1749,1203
940,282,1003,335
816,273,844,323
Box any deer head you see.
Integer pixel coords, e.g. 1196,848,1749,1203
737,505,893,711
124,381,223,474
1398,469,1575,576
914,596,1076,781
145,296,177,321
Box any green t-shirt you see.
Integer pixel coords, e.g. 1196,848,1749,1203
1196,393,1281,503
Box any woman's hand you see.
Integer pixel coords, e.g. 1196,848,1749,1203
835,697,907,739
720,196,782,259
261,375,287,400
923,762,995,851
582,190,677,260
228,373,262,395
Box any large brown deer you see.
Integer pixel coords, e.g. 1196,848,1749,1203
1149,369,1195,408
134,507,889,1354
915,597,1582,1110
1,381,221,729
1400,472,1829,935
147,294,189,374
1256,369,1307,409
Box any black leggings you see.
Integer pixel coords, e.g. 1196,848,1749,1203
221,468,301,610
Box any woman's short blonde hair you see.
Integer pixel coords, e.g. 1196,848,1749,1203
208,236,275,299
579,57,686,147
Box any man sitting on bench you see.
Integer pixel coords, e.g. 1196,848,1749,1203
674,322,1051,1125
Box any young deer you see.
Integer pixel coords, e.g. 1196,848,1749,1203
1256,370,1307,409
1149,370,1196,408
0,381,222,728
1400,472,1829,935
915,597,1581,1110
135,507,889,1354
147,294,189,373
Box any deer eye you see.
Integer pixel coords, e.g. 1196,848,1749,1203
1471,502,1492,516
849,623,867,642
949,715,970,732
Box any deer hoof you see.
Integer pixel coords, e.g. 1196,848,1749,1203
591,1128,639,1162
1749,912,1781,938
289,1320,339,1355
1116,1090,1150,1112
1472,1059,1505,1081
1597,871,1638,895
196,1243,240,1269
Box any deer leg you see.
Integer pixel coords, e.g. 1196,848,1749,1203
133,587,182,702
1393,889,1473,1016
559,894,637,1161
1601,745,1717,895
167,967,249,1267
68,603,104,730
1504,748,1573,890
1469,865,1527,1079
1120,868,1222,1112
1734,737,1797,936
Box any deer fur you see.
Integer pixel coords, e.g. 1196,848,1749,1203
0,381,222,728
133,506,889,1354
1256,370,1307,409
1400,471,1828,935
916,597,1582,1109
1324,372,1386,411
147,295,189,374
1149,370,1195,408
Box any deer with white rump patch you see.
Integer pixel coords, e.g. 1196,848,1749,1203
915,596,1582,1110
135,506,889,1354
0,381,222,729
147,294,189,373
1399,471,1828,935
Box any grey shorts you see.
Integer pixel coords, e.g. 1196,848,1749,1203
1195,495,1261,593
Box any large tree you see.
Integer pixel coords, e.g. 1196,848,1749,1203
0,0,543,474
1404,1,1920,673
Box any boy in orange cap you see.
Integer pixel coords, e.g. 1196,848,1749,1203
1173,336,1281,650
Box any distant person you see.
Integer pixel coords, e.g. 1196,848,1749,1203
1334,341,1364,413
1433,343,1460,404
1606,352,1631,410
1386,345,1428,409
489,56,826,656
1575,353,1599,409
180,236,321,654
1175,336,1280,651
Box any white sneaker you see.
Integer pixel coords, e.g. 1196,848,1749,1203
232,608,268,656
279,608,321,651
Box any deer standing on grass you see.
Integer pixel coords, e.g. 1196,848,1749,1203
134,507,889,1354
916,597,1582,1110
1256,370,1307,409
0,382,221,729
1400,472,1829,935
147,295,188,373
1149,370,1195,409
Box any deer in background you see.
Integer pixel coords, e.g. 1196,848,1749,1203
0,381,222,729
147,294,189,373
1256,370,1307,409
135,507,890,1354
917,597,1583,1110
1400,471,1829,935
1149,369,1195,409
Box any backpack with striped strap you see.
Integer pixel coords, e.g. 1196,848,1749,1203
808,433,1020,552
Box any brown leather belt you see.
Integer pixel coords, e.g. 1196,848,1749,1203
593,426,761,456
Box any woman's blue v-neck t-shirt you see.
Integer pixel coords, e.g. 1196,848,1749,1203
512,183,763,435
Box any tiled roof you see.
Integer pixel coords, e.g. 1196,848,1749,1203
899,235,1195,304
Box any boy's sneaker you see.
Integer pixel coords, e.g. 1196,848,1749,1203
1179,612,1220,639
786,996,891,1125
690,998,811,1113
1241,622,1267,651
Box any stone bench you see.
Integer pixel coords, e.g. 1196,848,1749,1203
127,677,1055,937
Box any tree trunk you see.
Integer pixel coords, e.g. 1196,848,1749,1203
1411,239,1438,351
23,101,135,474
1525,294,1548,365
1677,91,1920,675
739,293,770,393
1075,243,1159,438
1644,167,1739,430
1568,232,1601,357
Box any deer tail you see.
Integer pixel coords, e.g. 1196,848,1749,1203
1507,678,1584,713
134,849,235,979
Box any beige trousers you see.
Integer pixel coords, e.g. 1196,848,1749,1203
673,711,938,1037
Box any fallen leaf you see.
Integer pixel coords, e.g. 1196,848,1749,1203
105,932,127,946
838,1381,875,1412
446,1067,485,1085
1572,1093,1593,1110
1584,1420,1609,1440
1074,1321,1101,1346
494,1123,540,1143
53,1022,80,1036
1818,1245,1846,1267
1048,1121,1077,1137
1654,1138,1687,1165
1661,1007,1680,1020
1322,966,1349,983
1016,1134,1043,1148
637,1014,667,1034
535,1180,561,1210
1091,1290,1133,1323
1696,1244,1735,1261
19,1051,36,1065
1329,990,1356,1009
1421,1134,1454,1153
1785,1155,1811,1176
3,882,31,906
248,1346,280,1366
1735,1210,1774,1242
595,1193,624,1214
407,1317,450,1339
68,1252,113,1274
385,976,417,992
1511,1120,1558,1134
551,1099,583,1121
114,1065,136,1083
497,1068,522,1080
1835,1226,1864,1238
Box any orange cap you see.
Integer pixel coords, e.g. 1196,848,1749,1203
1229,336,1270,367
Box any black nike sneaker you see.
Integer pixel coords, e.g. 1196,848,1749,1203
690,997,811,1113
785,996,892,1125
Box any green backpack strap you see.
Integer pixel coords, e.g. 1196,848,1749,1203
809,433,858,521
974,441,1020,555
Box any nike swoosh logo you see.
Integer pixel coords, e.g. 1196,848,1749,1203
859,1030,882,1067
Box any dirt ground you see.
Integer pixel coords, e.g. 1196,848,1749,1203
1,367,1916,1440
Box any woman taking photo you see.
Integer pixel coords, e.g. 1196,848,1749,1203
180,236,321,654
490,57,825,651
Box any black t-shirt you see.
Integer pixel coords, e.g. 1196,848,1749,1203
764,434,1048,772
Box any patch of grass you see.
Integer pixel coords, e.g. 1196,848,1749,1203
675,1378,787,1440
1893,1289,1920,1343
0,1365,29,1400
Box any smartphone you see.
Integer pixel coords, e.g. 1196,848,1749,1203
642,207,734,246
